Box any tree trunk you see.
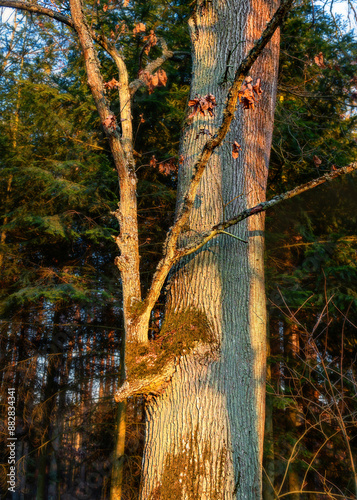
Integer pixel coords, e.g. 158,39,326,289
263,323,275,500
139,0,280,498
284,323,300,500
36,316,61,500
110,342,127,500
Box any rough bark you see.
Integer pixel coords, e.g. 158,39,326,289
110,343,127,500
110,401,127,500
139,0,280,497
69,0,144,344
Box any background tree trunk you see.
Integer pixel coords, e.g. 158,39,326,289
139,0,280,498
284,322,301,500
263,322,275,500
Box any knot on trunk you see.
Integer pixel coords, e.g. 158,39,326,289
114,361,176,402
114,255,130,271
114,308,219,402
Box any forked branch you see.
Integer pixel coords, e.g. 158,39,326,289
140,0,295,315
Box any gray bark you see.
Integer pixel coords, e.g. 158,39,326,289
139,0,280,498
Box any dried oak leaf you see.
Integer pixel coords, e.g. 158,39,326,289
232,141,242,159
104,78,121,90
150,155,157,168
103,114,117,131
238,86,256,110
188,94,217,119
313,155,322,166
204,94,217,116
156,68,167,86
150,156,177,176
195,128,212,139
143,30,158,55
123,0,129,6
103,3,108,11
139,68,167,94
238,77,262,110
116,22,127,35
133,22,146,37
314,52,326,68
158,159,177,176
253,78,263,96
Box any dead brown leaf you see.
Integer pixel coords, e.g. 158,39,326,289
313,155,322,166
188,94,217,119
314,52,326,68
232,141,242,159
139,68,167,94
238,77,262,110
133,22,146,37
158,159,177,176
150,155,157,168
253,78,263,96
143,30,158,55
104,78,121,90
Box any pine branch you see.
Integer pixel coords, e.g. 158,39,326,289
0,0,117,56
177,163,357,259
0,0,175,105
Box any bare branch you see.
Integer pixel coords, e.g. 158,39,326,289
0,0,73,28
129,37,173,97
178,163,357,259
139,0,296,317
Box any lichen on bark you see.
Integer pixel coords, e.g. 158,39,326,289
148,427,228,500
115,308,217,402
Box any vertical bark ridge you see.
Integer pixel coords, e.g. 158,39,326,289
140,0,280,497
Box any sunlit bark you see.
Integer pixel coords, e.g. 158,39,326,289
139,0,280,497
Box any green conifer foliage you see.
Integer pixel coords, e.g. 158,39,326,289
265,5,357,497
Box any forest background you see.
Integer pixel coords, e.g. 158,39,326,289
0,0,357,498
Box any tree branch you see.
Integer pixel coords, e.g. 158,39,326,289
177,163,357,259
0,0,118,56
139,0,295,318
172,0,295,233
129,37,174,97
0,0,74,28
